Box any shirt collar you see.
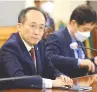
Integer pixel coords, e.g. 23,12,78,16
67,26,76,42
21,37,34,52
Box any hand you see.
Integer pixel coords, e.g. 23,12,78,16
56,75,73,83
79,59,95,72
52,78,73,87
52,75,73,87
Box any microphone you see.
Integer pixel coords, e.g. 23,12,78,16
0,76,42,90
70,42,97,52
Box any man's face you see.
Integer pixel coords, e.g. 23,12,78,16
18,10,45,46
72,22,95,42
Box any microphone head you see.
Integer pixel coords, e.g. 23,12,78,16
70,42,78,50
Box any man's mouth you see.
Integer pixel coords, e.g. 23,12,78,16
32,37,40,39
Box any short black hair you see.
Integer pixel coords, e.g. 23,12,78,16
70,4,97,25
18,7,47,23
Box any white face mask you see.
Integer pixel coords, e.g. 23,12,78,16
75,31,90,42
40,2,54,13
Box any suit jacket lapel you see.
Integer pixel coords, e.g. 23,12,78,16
63,28,75,57
17,33,36,74
23,50,37,74
34,45,42,75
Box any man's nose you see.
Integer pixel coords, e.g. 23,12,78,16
34,27,40,34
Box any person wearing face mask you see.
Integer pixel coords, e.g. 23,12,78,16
34,0,55,31
45,4,97,78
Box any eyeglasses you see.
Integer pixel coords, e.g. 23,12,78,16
27,24,45,31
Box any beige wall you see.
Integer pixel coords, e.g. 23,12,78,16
25,0,34,8
50,0,87,24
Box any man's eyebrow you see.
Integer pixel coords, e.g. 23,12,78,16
31,22,36,24
84,28,90,30
31,22,45,26
40,24,45,26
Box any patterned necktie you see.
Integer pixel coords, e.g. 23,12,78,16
30,48,35,61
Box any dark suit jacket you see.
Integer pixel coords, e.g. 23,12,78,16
45,27,89,78
0,32,61,88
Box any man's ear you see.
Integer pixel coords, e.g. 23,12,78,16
16,23,22,32
71,20,77,27
71,20,78,30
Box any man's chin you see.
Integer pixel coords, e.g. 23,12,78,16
31,41,39,46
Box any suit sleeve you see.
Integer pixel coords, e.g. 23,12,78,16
0,50,42,89
39,40,62,79
44,57,63,79
45,34,78,69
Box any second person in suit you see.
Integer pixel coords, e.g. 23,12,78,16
45,4,97,78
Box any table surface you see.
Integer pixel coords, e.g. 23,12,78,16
0,74,97,92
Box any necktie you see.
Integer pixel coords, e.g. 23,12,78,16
30,48,35,61
30,48,37,73
77,42,82,58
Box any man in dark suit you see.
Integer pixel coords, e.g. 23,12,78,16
45,4,97,78
0,7,73,88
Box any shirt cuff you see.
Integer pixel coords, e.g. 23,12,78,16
42,78,52,88
78,59,82,66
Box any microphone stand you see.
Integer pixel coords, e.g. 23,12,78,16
78,46,97,52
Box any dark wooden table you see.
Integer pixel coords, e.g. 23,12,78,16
1,74,97,92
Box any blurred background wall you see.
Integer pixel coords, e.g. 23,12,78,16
0,0,25,26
